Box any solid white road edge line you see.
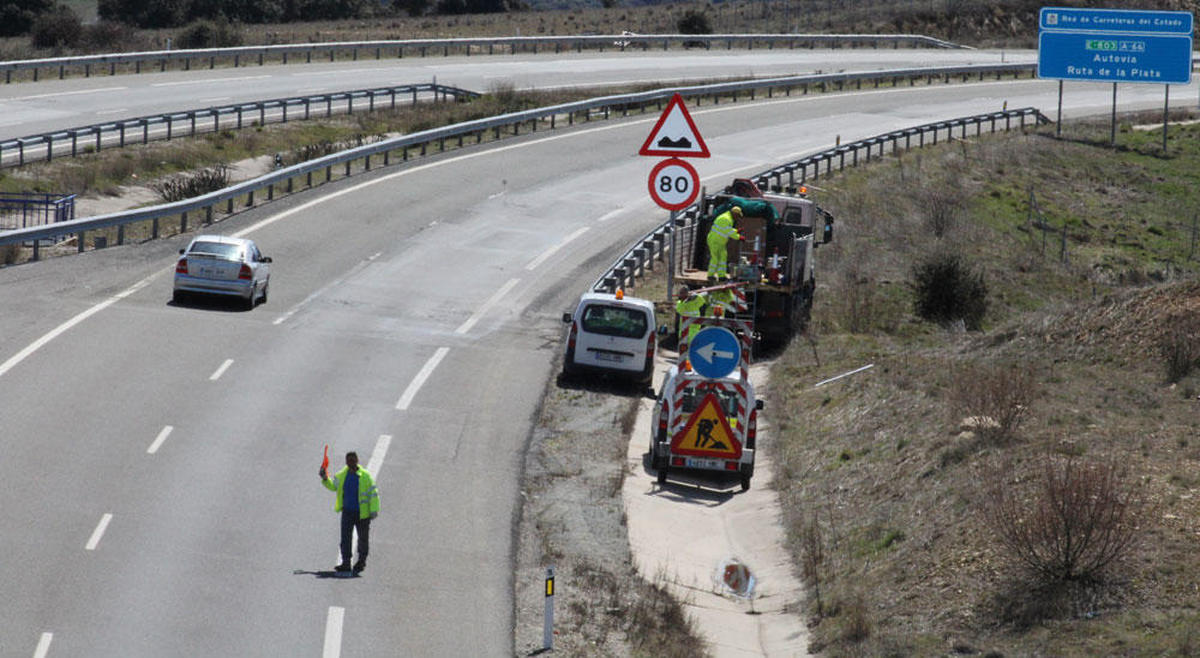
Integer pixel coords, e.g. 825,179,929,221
33,632,52,658
525,226,591,271
395,347,449,411
209,359,234,381
7,86,127,102
323,607,344,658
367,434,392,479
147,425,174,455
85,513,112,551
455,278,519,335
152,75,271,87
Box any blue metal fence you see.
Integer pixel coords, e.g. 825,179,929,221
0,193,76,231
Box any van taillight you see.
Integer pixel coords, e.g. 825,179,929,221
658,401,669,433
238,264,253,280
747,411,757,445
175,259,188,274
567,321,578,350
645,332,655,361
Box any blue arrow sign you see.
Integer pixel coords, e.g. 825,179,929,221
688,327,741,379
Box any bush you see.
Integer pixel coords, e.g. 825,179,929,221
0,0,53,37
175,19,243,49
948,361,1038,443
1160,315,1200,383
30,4,82,50
151,165,230,202
81,21,145,52
983,456,1144,584
677,9,713,35
911,250,988,329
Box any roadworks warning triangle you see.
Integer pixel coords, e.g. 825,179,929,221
670,392,742,458
638,93,710,158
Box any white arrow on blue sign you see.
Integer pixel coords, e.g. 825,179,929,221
688,327,741,379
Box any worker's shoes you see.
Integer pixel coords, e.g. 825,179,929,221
335,562,352,572
352,560,366,574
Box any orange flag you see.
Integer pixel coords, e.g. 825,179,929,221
321,445,329,472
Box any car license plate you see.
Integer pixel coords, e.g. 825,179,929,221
685,457,723,470
595,352,625,363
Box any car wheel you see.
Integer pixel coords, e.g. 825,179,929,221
244,287,257,310
260,282,268,305
172,290,185,304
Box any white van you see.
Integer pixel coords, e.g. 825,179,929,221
561,291,657,383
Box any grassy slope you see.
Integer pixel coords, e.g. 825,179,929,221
771,115,1200,656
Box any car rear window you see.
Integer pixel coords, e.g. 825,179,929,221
580,304,648,339
189,241,243,259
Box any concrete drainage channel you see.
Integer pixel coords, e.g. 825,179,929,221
624,358,809,656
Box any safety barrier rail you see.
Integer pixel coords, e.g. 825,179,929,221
591,107,1052,294
0,82,478,169
0,63,1038,261
0,34,961,83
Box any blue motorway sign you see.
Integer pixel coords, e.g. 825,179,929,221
1038,31,1193,84
688,327,741,379
1040,7,1192,35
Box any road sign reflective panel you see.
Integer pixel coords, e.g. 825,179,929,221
670,392,742,459
687,326,741,379
647,158,700,211
639,93,710,158
1038,7,1193,84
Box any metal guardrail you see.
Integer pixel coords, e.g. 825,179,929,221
0,63,1038,261
591,107,1052,295
0,82,478,169
0,34,961,83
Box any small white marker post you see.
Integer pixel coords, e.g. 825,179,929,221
543,566,555,651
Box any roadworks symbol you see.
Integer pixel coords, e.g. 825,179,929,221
671,393,742,459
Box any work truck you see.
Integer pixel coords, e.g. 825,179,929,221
650,315,762,491
677,178,834,345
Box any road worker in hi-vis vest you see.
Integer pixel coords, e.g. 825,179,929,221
707,206,744,281
675,286,707,346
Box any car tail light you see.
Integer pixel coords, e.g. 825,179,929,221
567,321,578,351
238,264,253,280
175,258,188,274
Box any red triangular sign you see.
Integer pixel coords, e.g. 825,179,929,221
639,93,710,158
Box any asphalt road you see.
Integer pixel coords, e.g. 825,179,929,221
0,50,1195,656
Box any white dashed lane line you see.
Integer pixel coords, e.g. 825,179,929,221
323,607,344,658
209,359,234,381
33,632,52,658
85,513,112,551
395,347,449,411
454,278,519,335
366,434,392,479
147,426,174,455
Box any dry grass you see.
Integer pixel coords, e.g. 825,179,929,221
768,117,1200,655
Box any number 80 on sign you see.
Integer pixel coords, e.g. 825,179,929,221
647,158,700,211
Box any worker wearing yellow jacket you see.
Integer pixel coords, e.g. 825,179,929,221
675,286,707,347
707,206,743,280
321,451,380,574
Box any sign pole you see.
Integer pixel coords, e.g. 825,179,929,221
543,566,555,651
667,209,677,339
1056,80,1063,137
1110,83,1117,148
1162,85,1170,154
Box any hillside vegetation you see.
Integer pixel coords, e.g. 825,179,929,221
771,114,1200,656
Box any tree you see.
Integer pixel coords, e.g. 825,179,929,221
31,4,83,49
0,0,54,36
97,0,188,28
677,8,712,35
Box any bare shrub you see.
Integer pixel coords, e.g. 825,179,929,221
800,513,826,617
1159,315,1200,384
947,361,1038,444
0,243,20,266
983,455,1145,584
151,165,230,202
912,172,970,238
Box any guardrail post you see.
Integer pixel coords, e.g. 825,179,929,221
180,211,188,232
152,216,159,239
325,166,332,182
119,123,126,147
206,206,214,225
117,224,125,246
237,107,243,129
344,161,351,177
227,198,234,214
268,183,274,200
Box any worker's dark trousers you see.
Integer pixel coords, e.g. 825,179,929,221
340,512,370,565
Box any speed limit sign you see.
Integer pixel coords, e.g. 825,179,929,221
647,158,700,211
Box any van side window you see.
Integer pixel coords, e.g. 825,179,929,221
580,305,648,339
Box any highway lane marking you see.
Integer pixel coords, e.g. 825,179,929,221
85,513,113,551
96,108,129,116
5,86,127,102
209,359,234,381
33,632,52,658
395,347,449,411
455,278,519,335
152,75,271,87
367,434,392,478
526,227,590,271
147,425,174,454
323,606,344,658
199,96,233,104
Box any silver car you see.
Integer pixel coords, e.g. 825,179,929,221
173,235,271,309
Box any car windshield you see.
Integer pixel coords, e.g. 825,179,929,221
681,387,740,418
580,304,647,339
189,241,243,260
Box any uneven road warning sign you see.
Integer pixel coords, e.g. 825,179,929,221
638,93,710,158
670,392,742,459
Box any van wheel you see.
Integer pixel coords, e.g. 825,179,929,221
650,428,666,470
740,474,751,492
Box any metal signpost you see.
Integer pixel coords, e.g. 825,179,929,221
1037,7,1193,149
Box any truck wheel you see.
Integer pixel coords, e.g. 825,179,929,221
657,465,668,485
740,474,751,492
